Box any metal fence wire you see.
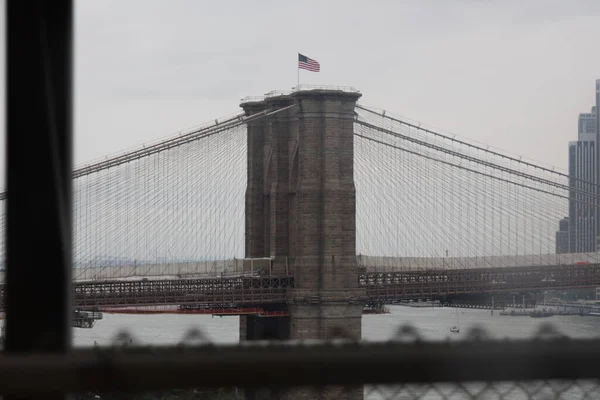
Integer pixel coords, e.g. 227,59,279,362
68,382,600,400
365,381,600,400
244,383,600,400
0,323,593,399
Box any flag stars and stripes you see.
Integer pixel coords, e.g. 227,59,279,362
298,53,320,72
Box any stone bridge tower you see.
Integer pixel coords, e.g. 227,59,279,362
241,88,365,399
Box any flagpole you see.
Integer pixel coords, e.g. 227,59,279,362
297,66,299,87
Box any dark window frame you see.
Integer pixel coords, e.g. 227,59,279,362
2,1,600,398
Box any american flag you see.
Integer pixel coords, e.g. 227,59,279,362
298,53,320,72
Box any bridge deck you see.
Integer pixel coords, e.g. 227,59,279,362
0,276,292,310
1,264,599,310
362,263,600,301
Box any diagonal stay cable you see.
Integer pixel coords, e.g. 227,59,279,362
0,104,297,200
356,103,573,180
355,117,597,200
353,132,593,206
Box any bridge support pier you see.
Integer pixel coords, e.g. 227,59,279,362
239,315,290,400
288,294,363,341
285,302,364,399
242,88,365,400
239,315,290,341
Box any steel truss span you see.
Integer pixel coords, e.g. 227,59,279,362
0,276,293,310
361,263,600,301
0,264,598,310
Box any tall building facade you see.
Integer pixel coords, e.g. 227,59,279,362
556,217,570,253
564,82,599,253
597,79,600,190
568,106,597,253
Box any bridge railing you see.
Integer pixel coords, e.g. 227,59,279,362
264,90,292,98
0,258,275,284
292,84,361,93
358,252,600,271
72,259,249,282
240,95,265,104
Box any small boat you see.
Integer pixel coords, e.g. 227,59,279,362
530,309,554,318
500,309,532,316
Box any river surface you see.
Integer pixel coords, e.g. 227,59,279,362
73,305,600,346
70,306,600,399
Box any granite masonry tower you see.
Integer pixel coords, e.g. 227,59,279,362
240,87,365,400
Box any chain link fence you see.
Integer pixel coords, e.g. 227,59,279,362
12,323,586,399
365,382,600,400
69,381,600,400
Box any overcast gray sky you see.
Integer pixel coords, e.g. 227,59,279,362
1,0,600,172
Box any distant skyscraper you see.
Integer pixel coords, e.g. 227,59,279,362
597,79,600,136
597,78,600,166
555,217,570,254
578,106,596,135
565,81,599,253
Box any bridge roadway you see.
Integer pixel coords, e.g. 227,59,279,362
0,252,593,284
1,263,599,310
